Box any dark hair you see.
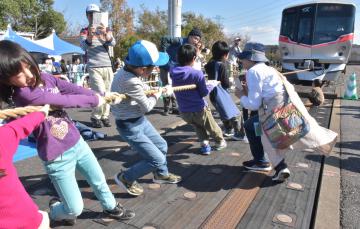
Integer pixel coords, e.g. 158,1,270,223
177,44,197,66
313,79,322,87
211,41,230,61
0,40,43,104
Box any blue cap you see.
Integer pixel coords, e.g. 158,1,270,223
125,40,169,67
237,42,268,62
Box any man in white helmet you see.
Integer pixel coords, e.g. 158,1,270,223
80,3,115,128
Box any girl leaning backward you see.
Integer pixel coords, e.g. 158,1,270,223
0,40,134,226
235,42,337,182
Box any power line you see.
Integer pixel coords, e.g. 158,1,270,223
223,0,289,21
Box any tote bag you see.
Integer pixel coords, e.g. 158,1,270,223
261,71,310,149
211,62,240,120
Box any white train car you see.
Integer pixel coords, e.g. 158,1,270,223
279,1,356,81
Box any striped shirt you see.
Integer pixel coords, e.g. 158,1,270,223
110,68,158,120
79,27,115,68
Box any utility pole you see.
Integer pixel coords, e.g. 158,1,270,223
168,0,182,37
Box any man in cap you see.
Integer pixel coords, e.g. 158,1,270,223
80,3,115,128
159,28,203,115
229,37,242,66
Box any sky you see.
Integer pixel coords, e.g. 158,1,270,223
54,0,360,45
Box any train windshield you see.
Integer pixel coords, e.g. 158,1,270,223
281,3,355,45
313,4,355,45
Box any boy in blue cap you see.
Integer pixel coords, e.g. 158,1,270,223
111,40,182,196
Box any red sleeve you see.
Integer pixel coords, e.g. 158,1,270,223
0,112,45,158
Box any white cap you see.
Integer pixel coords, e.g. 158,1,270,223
86,4,100,13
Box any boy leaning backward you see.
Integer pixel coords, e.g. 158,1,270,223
111,40,182,196
170,44,226,155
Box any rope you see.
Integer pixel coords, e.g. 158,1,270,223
104,84,197,102
0,106,43,119
282,69,310,76
0,84,199,119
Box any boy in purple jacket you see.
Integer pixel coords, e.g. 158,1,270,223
170,44,226,155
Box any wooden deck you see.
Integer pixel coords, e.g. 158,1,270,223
16,85,336,229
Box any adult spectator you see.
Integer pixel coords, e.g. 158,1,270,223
80,3,115,128
159,28,202,115
228,37,242,67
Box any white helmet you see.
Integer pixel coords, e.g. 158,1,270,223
86,4,100,13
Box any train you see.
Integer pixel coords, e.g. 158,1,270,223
279,0,356,82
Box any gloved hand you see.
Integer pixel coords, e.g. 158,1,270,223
105,92,123,105
152,88,162,100
207,80,220,87
96,94,106,107
39,104,50,117
206,80,220,92
162,85,173,97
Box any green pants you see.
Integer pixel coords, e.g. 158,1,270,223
180,106,224,144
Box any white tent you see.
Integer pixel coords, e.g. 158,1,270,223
34,29,84,55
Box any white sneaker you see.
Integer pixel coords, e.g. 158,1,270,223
214,140,227,151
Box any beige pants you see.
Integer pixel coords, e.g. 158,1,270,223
88,67,114,120
180,106,224,144
38,210,50,229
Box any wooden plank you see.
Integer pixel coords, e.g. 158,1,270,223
235,99,333,228
200,171,269,229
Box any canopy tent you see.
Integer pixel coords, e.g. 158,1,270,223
34,30,84,55
3,26,57,55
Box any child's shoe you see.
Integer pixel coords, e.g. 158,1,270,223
223,128,234,137
200,144,212,155
232,133,249,143
200,140,211,155
153,173,182,184
49,198,76,226
214,140,227,151
103,202,135,220
114,171,144,196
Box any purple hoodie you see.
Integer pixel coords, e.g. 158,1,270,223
13,73,99,161
170,66,210,113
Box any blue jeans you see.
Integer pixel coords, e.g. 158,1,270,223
244,115,269,163
115,116,169,182
43,137,116,220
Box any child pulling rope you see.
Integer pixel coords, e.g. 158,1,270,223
0,84,203,120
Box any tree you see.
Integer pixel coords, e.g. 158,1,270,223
100,0,135,59
0,0,66,39
136,5,168,45
182,12,224,49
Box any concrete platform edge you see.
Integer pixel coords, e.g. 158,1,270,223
314,86,341,229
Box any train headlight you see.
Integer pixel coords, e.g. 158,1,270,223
281,46,289,56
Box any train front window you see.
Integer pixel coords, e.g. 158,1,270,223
313,4,355,45
280,8,297,41
297,5,315,45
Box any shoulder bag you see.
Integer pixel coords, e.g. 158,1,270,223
211,62,240,120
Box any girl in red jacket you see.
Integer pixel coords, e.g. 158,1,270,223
0,107,50,229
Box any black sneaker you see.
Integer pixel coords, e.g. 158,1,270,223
103,202,135,220
101,118,112,127
49,198,76,226
163,110,170,116
243,160,272,171
171,108,179,115
272,168,290,182
91,118,102,128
